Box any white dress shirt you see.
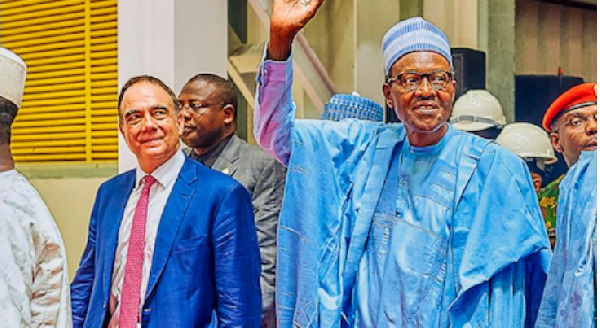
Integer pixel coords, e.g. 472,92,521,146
108,150,185,326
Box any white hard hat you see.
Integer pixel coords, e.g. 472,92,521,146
495,122,557,165
0,47,26,107
450,90,507,132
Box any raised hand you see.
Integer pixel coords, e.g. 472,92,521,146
268,0,324,61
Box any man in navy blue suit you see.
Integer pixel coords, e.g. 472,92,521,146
70,75,262,328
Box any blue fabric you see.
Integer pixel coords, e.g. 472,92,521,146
254,54,551,327
70,157,262,328
356,127,456,327
277,120,551,327
322,93,384,122
382,17,453,73
536,150,597,328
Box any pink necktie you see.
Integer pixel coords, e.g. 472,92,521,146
119,175,156,328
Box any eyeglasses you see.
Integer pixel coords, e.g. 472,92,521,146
552,113,597,132
180,101,225,114
123,107,171,126
387,69,454,91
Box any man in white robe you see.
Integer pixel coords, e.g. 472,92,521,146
0,47,72,327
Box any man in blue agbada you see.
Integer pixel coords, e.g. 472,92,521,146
535,151,597,328
254,0,551,326
535,84,598,327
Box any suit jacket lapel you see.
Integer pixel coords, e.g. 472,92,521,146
102,171,136,301
212,135,240,177
145,158,197,300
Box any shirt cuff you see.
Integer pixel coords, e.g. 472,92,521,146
256,42,293,85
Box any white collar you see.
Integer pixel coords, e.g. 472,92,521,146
135,150,185,189
0,169,17,177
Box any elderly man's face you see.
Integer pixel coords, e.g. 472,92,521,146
550,104,597,167
119,82,180,173
383,52,455,147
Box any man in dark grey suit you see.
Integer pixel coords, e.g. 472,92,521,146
178,73,286,328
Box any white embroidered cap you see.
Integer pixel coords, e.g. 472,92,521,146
0,47,27,107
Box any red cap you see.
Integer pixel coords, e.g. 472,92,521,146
542,83,597,132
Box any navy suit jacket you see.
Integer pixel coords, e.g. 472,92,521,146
71,157,262,327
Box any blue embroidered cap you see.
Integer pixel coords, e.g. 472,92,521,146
382,17,453,75
321,92,384,122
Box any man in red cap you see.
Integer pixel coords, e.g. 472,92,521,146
537,83,597,248
542,82,597,167
536,83,597,327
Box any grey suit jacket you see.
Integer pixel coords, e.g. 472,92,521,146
187,135,286,314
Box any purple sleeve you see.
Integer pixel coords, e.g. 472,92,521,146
253,47,295,166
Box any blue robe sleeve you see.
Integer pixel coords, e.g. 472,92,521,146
449,143,552,327
277,119,387,326
536,150,597,328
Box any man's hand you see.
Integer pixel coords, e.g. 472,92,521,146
268,0,324,61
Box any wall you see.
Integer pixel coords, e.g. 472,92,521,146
28,177,108,279
307,1,356,95
424,0,479,49
304,0,402,107
117,0,228,173
484,0,517,122
355,0,401,105
516,0,597,83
